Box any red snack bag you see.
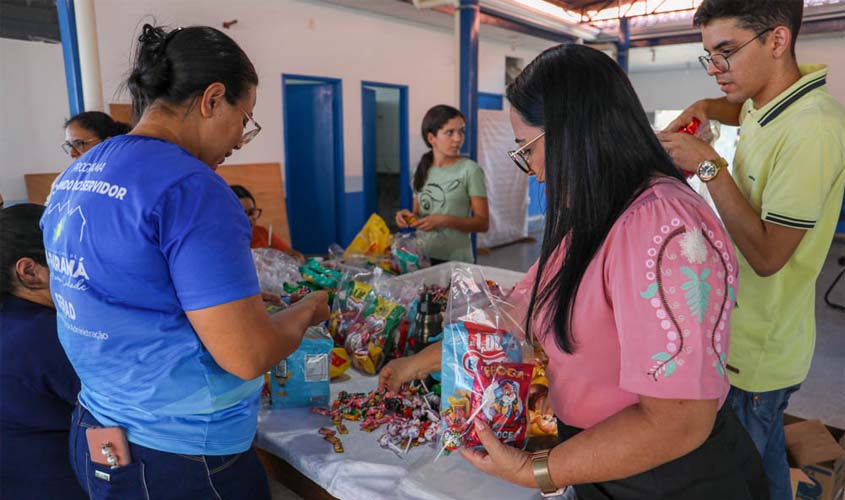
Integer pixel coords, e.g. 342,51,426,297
466,361,533,449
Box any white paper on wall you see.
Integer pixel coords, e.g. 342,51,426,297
476,108,529,248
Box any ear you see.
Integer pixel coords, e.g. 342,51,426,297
770,25,792,59
426,131,436,146
14,258,50,290
199,82,228,118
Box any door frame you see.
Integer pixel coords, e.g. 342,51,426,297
360,81,411,213
282,74,345,248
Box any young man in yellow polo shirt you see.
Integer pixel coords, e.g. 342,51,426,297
658,1,845,499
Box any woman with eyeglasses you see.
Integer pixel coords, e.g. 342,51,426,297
40,24,328,499
381,45,768,499
231,184,306,263
62,111,130,159
395,105,489,264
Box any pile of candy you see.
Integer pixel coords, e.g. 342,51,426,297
311,384,442,456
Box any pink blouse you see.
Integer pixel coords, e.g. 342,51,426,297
513,179,738,429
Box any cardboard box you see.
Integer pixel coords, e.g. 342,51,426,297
785,420,845,500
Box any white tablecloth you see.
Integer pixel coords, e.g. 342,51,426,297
256,370,541,500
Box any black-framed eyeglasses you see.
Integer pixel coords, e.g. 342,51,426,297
61,138,98,156
698,28,773,73
245,207,263,219
507,131,545,174
239,108,262,147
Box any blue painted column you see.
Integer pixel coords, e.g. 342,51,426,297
57,0,84,115
458,0,479,161
617,16,630,73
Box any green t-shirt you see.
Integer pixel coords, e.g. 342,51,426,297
728,65,845,392
415,158,487,262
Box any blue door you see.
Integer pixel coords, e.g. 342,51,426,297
362,87,377,216
284,83,337,254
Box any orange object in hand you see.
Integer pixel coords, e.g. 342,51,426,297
405,214,418,225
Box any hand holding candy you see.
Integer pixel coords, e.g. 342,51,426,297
298,290,331,325
459,419,535,489
412,214,448,232
378,357,418,393
395,209,416,229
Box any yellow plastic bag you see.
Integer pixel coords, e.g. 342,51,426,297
344,214,393,258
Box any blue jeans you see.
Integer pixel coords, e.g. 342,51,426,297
70,404,271,500
728,384,801,500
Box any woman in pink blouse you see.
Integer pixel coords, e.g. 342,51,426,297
380,45,767,499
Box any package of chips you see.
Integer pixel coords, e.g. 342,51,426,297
269,327,333,409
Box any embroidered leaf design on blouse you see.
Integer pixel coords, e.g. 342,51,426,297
680,266,712,324
640,282,659,299
728,285,736,304
650,352,677,378
716,352,727,377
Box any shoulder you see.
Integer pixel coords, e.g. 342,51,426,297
459,158,484,174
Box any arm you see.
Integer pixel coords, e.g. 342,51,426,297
186,291,329,380
463,396,718,489
658,134,806,276
663,98,743,132
413,196,489,233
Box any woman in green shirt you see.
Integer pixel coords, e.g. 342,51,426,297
395,105,489,263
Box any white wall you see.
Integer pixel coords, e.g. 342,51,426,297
0,39,71,203
630,33,845,112
91,0,553,194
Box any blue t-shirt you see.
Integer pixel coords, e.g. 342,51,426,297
40,135,262,455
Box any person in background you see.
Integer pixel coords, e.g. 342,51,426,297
381,44,768,499
395,105,489,264
658,2,845,498
62,111,131,159
231,184,305,263
0,204,86,500
41,23,328,499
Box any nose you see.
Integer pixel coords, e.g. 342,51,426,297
70,150,81,159
706,61,722,77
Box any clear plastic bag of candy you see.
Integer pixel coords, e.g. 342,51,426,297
438,266,533,457
328,269,376,346
251,248,303,296
391,232,430,275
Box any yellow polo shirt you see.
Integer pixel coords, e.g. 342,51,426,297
727,65,845,392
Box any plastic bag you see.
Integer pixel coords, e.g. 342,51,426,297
344,214,393,259
391,232,429,275
329,270,376,345
269,327,333,408
252,248,302,296
438,266,532,456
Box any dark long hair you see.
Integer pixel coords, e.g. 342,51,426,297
0,204,46,297
65,111,130,140
413,105,465,192
127,24,258,121
230,184,255,204
507,44,688,353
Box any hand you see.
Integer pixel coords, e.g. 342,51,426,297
661,100,709,134
657,132,719,174
395,210,415,229
379,356,423,392
261,291,284,306
298,291,330,325
413,214,448,232
459,419,536,489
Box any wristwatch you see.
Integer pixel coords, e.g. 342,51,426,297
696,157,728,183
530,449,566,497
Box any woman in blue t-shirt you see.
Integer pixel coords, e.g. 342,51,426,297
0,204,86,500
41,24,329,500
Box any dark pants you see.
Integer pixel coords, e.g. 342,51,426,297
558,406,770,500
70,404,271,500
727,384,801,500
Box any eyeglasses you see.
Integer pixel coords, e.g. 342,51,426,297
507,131,545,174
239,108,262,147
61,138,98,156
245,207,263,219
698,28,772,73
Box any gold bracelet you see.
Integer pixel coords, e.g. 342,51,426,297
530,449,565,497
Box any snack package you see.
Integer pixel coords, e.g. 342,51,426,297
468,361,533,447
344,214,393,259
329,347,351,379
299,258,343,291
329,273,376,345
252,248,302,296
345,295,406,374
269,327,333,409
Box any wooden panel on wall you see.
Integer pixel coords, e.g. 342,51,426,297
24,163,289,247
109,103,132,125
213,162,291,246
25,173,59,205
